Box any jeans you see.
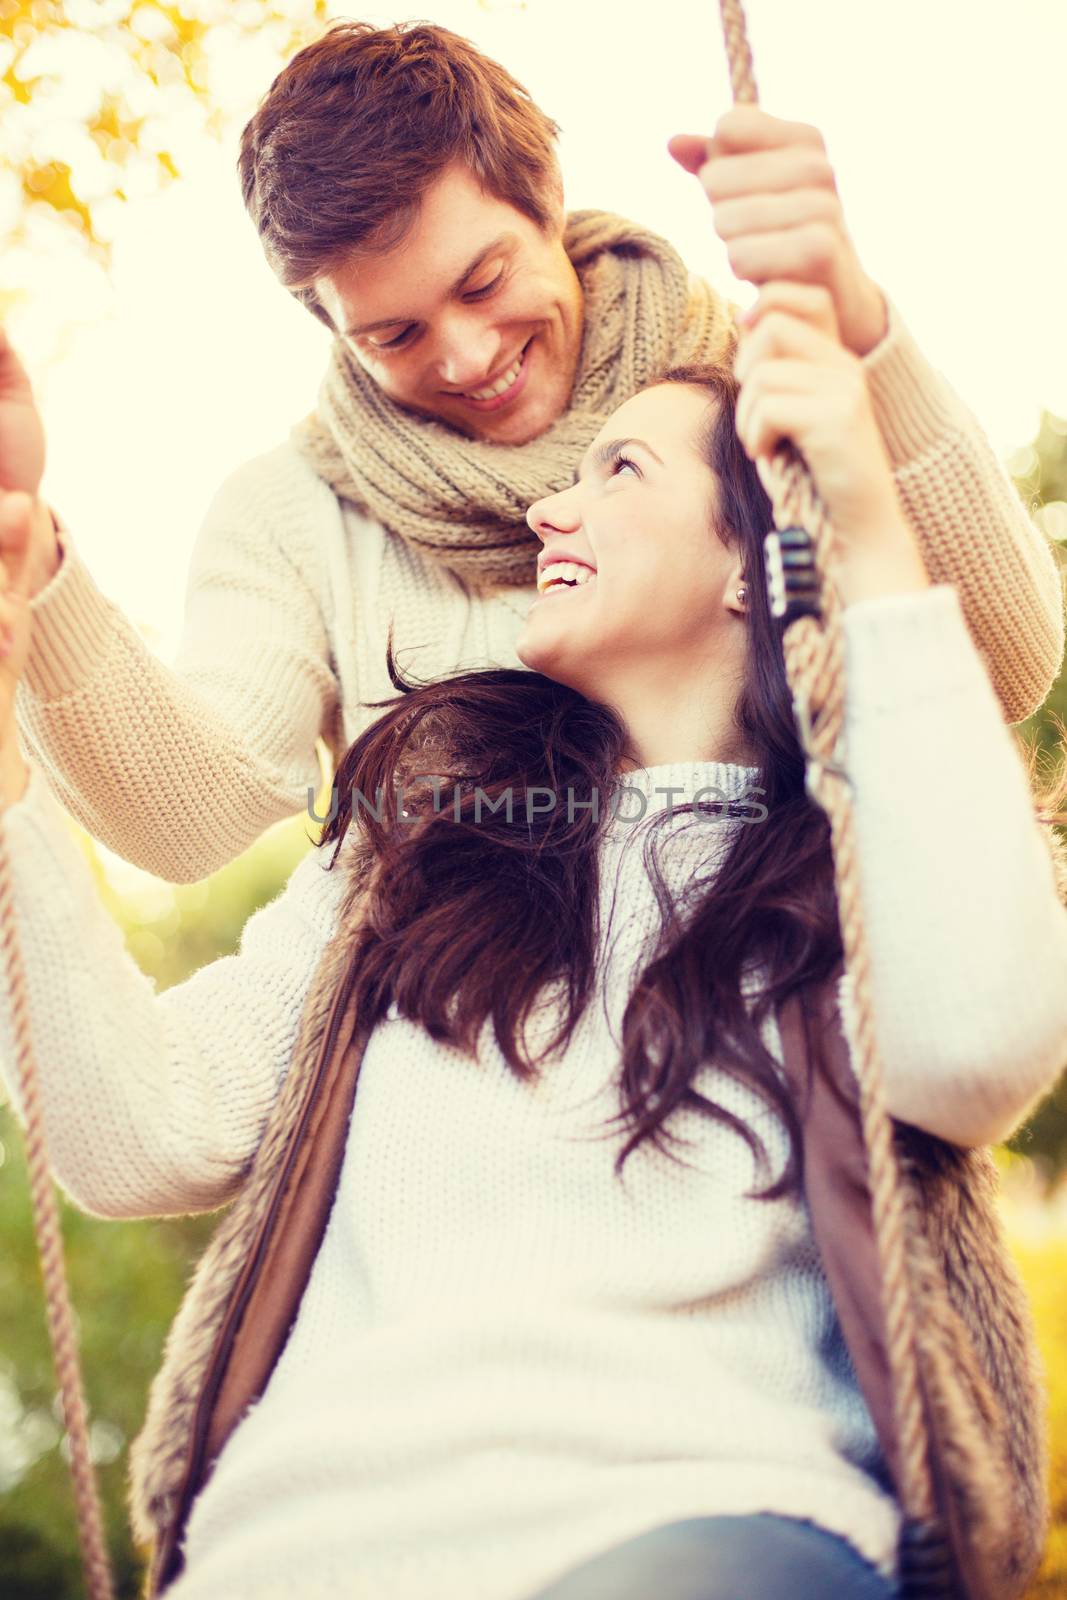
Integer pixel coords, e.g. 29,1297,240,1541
525,1513,898,1599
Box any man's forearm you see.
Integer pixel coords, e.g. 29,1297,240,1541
0,730,29,806
16,485,331,882
860,293,1065,725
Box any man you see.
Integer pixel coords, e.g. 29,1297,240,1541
0,20,1061,881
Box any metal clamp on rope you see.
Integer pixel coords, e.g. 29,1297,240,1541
765,526,853,794
763,525,821,623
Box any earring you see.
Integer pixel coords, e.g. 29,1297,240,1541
736,586,747,605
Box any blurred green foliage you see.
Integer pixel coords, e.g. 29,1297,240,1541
1013,409,1067,747
1005,410,1067,1190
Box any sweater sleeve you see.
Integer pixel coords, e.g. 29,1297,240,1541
857,289,1065,727
0,761,349,1220
840,581,1067,1148
14,443,341,884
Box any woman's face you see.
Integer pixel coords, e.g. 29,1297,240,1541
518,384,747,711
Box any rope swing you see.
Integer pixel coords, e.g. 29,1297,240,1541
0,4,1000,1598
0,746,117,1596
716,1,956,1591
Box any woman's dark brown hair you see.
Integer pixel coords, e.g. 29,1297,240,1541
314,362,1067,1199
238,20,563,329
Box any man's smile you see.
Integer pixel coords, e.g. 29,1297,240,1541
449,338,535,412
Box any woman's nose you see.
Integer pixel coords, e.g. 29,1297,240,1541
526,489,580,538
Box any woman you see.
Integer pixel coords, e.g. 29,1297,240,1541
1,284,1065,1600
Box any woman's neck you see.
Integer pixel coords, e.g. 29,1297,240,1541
606,637,753,774
615,722,758,775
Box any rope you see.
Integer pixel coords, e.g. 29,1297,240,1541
716,0,944,1571
0,818,115,1598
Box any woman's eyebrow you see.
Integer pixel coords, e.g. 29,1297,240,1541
572,437,665,486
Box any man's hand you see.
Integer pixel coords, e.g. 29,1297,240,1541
0,325,61,599
0,324,45,498
668,107,889,360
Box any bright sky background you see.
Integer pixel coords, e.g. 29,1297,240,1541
10,0,1067,669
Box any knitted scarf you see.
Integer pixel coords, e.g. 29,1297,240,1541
291,210,740,590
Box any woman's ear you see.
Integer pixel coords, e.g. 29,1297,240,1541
725,555,749,616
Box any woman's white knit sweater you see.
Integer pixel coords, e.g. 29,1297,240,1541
13,293,1066,885
3,586,1067,1598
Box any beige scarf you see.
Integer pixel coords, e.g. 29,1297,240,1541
291,210,739,590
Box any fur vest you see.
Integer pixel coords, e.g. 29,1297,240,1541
125,848,1049,1599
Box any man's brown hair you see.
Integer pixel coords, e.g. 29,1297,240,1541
238,20,563,329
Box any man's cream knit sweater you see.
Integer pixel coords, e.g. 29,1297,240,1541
13,294,1065,883
2,586,1067,1598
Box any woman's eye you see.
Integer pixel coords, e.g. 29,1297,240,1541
611,454,641,479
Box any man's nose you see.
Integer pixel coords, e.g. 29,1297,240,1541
434,311,501,392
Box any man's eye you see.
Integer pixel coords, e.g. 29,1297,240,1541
364,268,505,351
464,269,504,301
368,326,415,351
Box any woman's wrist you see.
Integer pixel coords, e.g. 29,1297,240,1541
838,544,927,604
833,525,932,609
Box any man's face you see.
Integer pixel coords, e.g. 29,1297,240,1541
313,164,585,446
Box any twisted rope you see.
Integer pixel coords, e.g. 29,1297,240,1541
717,0,946,1582
0,818,115,1598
